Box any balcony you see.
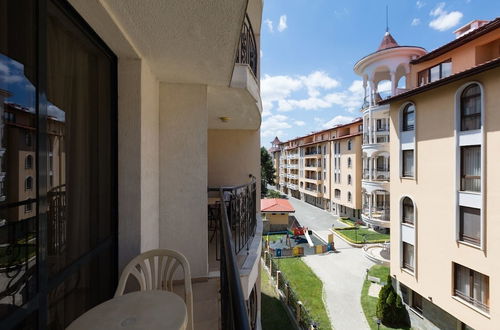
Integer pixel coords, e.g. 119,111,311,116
207,179,261,329
208,13,262,130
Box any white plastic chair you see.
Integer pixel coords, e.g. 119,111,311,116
115,249,193,330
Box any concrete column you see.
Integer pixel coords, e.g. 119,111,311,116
390,71,397,97
159,83,208,278
368,80,376,106
118,59,160,272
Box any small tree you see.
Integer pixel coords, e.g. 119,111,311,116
376,275,408,327
261,147,276,195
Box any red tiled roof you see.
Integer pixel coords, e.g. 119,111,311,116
411,18,500,64
377,32,399,51
261,199,295,213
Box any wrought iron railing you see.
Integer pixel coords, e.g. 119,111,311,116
236,14,258,78
208,178,257,330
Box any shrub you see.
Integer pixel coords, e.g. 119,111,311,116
376,275,408,327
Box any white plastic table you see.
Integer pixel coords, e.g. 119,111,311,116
67,290,187,330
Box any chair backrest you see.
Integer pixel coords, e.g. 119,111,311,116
115,249,193,330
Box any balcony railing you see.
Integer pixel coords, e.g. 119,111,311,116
235,14,258,78
208,179,257,330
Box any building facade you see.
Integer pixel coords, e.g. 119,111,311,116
385,19,500,330
353,31,426,231
0,0,263,329
273,119,363,219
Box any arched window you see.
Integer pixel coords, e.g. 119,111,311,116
460,84,481,131
402,197,414,225
25,155,33,169
348,192,352,202
402,103,415,131
348,175,352,185
348,157,352,168
347,140,352,150
25,176,33,191
334,189,341,199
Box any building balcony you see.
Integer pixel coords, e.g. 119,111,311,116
304,153,322,159
361,211,391,228
304,165,321,171
207,179,261,329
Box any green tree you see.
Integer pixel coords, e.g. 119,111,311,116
376,275,408,327
261,147,275,195
266,190,281,198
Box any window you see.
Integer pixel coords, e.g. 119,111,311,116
411,291,423,314
323,146,326,154
347,192,352,202
24,203,32,213
460,84,481,131
402,197,414,225
402,104,415,131
334,189,340,199
358,124,363,132
460,146,480,192
402,150,414,177
347,140,352,150
402,242,415,272
25,132,32,146
459,206,480,246
454,263,489,312
25,155,33,169
323,186,326,193
418,59,452,86
25,176,33,191
347,157,352,168
348,175,352,185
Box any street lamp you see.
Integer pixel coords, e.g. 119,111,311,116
376,318,381,330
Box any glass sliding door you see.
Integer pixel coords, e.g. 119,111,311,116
0,0,117,329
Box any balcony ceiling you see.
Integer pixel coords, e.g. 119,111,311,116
71,0,247,86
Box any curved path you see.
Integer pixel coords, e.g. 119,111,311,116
287,197,374,330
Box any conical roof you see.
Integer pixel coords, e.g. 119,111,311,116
377,31,399,51
271,136,282,145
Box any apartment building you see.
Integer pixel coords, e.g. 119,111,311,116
273,119,363,219
383,19,500,330
0,1,263,329
353,30,426,231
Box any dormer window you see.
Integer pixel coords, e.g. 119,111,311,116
418,59,452,86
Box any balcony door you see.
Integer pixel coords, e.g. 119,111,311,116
0,0,117,329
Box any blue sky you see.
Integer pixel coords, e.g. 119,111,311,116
260,0,499,145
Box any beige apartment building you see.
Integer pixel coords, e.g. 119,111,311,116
272,119,363,219
0,1,263,329
383,19,500,330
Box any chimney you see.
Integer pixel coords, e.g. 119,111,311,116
453,19,490,39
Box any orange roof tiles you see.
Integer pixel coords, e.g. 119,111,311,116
261,199,295,213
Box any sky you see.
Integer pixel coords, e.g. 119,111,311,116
260,0,499,146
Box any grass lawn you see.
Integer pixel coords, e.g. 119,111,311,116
335,227,390,243
261,265,296,330
339,217,357,226
361,265,409,330
278,258,332,330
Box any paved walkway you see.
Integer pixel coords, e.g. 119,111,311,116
286,197,374,330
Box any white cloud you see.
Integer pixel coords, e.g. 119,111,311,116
416,1,426,9
261,74,302,112
294,120,306,126
411,18,421,26
322,80,365,113
260,50,263,58
301,71,340,97
429,3,463,31
278,15,288,32
261,114,292,138
264,19,274,33
322,115,355,128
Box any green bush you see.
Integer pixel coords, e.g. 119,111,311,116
376,276,408,327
